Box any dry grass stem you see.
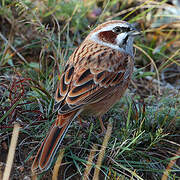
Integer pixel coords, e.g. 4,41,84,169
0,32,27,64
31,168,37,180
52,148,65,180
0,163,3,180
134,44,161,94
161,147,180,180
3,123,21,180
92,120,113,180
31,173,37,180
82,144,97,180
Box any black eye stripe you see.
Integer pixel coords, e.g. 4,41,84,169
113,26,131,33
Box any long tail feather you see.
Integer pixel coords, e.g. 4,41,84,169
31,110,81,173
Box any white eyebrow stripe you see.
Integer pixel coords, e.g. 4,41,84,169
93,23,129,34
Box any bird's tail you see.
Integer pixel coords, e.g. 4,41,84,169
31,110,81,173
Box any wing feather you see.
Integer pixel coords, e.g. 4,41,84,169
55,46,132,114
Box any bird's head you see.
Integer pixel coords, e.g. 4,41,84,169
88,20,140,57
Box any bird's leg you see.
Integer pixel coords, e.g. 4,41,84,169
98,116,106,134
78,115,83,127
78,115,89,128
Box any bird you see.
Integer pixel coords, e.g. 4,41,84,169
31,20,140,173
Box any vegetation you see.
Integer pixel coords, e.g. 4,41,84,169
0,0,179,179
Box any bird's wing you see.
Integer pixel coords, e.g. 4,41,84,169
55,47,132,114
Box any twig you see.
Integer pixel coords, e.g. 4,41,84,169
134,44,161,95
0,162,3,180
0,32,27,64
92,119,113,180
161,147,180,180
52,148,65,180
3,123,21,180
83,144,97,180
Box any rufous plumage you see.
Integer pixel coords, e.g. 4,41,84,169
32,20,139,173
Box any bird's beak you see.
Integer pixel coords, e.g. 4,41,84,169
129,23,141,36
129,30,141,36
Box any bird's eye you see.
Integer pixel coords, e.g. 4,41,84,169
113,26,131,33
112,26,122,33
